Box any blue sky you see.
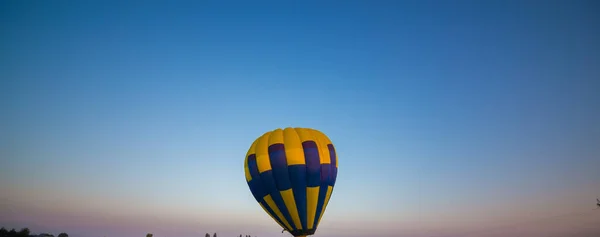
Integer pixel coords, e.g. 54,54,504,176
1,1,599,237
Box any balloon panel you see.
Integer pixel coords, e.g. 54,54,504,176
244,127,338,236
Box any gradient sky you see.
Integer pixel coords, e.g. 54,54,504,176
1,1,599,237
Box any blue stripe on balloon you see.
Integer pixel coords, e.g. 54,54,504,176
327,144,338,186
320,164,331,186
313,183,329,229
260,170,298,230
327,144,337,167
247,178,266,202
268,144,292,191
288,164,308,230
303,141,321,187
331,166,338,187
247,154,267,201
247,154,260,179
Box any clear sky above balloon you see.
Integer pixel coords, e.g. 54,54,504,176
1,1,599,237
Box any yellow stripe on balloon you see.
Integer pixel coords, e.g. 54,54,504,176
264,194,293,231
313,129,338,168
244,161,252,182
317,131,332,145
255,132,272,173
283,127,305,165
268,128,285,146
244,139,259,181
280,189,302,230
308,129,330,165
294,127,314,143
306,186,320,229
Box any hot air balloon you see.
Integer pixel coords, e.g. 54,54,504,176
244,127,338,237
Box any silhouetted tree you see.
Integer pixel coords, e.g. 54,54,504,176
0,228,8,237
8,229,16,237
205,233,210,237
17,228,29,237
213,233,217,237
146,233,153,237
58,233,69,237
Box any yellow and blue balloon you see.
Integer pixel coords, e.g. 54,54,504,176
244,127,338,237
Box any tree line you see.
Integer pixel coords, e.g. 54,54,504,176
0,227,68,237
148,233,255,237
4,228,254,237
203,233,255,237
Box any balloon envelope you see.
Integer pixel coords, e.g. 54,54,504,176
244,127,338,237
